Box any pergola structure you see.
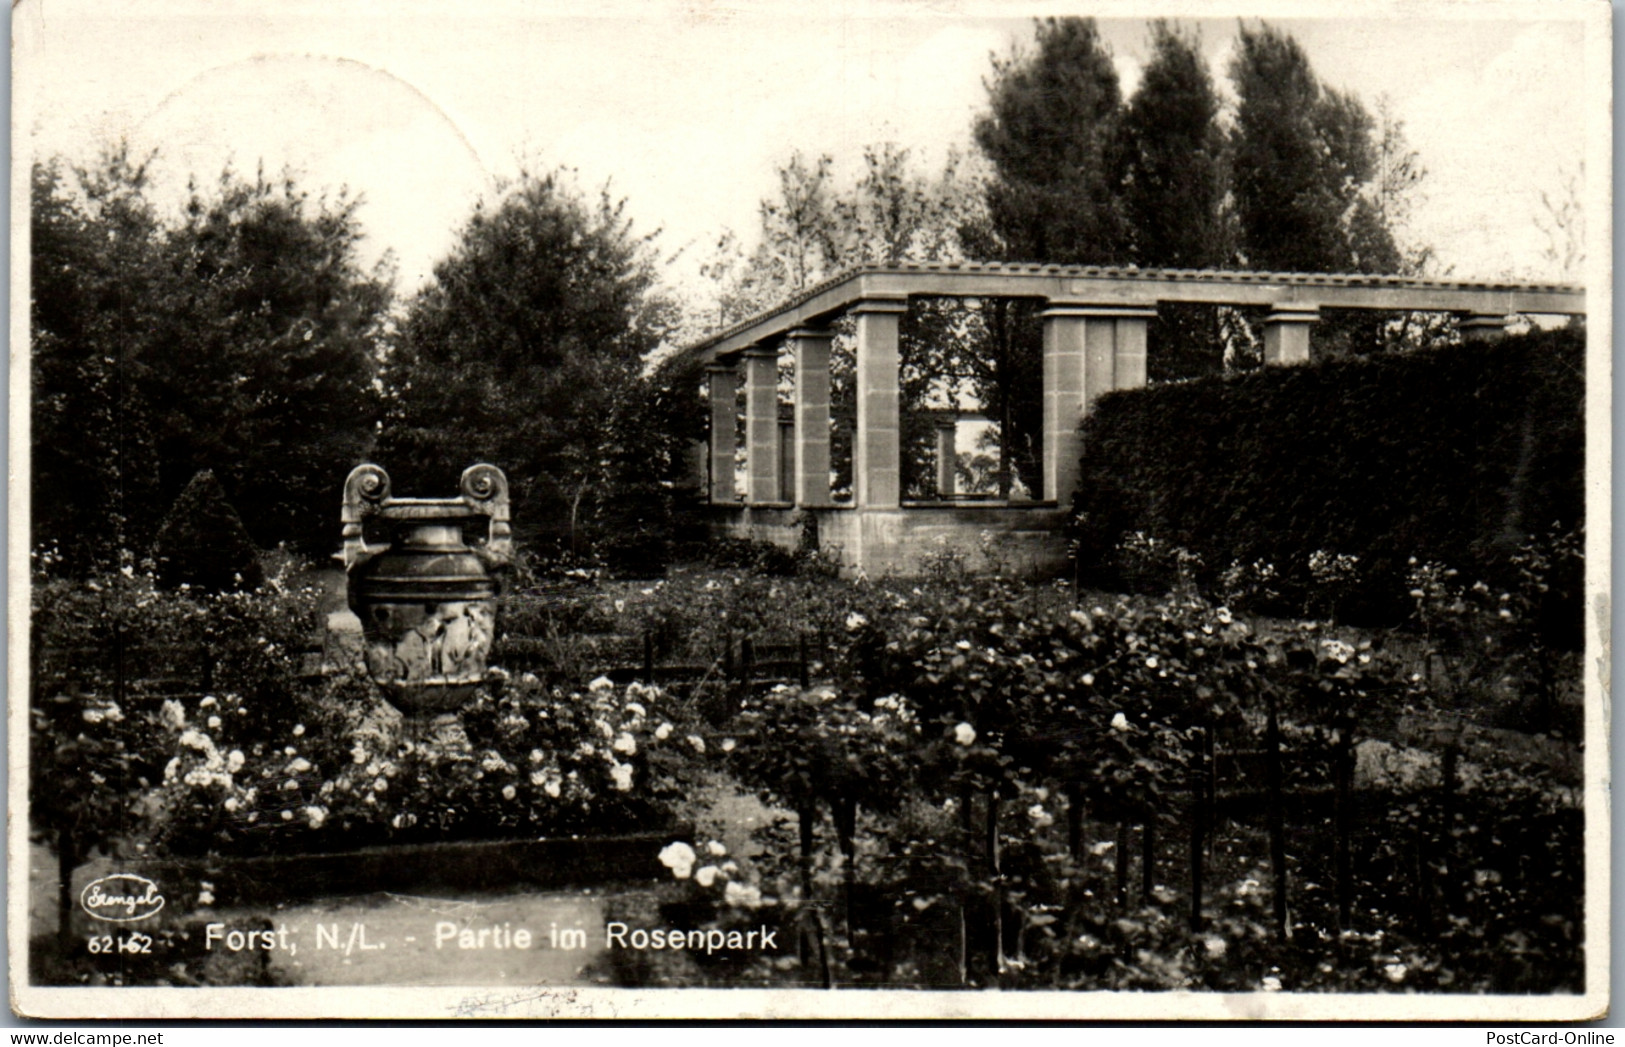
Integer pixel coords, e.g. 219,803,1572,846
685,262,1586,576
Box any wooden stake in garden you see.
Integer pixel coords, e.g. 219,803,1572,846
987,792,1004,984
1066,783,1085,858
795,802,832,987
1335,706,1354,932
1115,818,1130,907
1265,687,1290,940
1440,743,1462,914
1190,724,1208,932
1141,812,1155,904
833,796,858,940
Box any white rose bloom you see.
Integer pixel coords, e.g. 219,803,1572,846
655,722,673,741
845,612,868,632
589,676,615,694
625,702,647,719
954,722,976,747
659,842,697,879
695,865,719,887
502,784,517,801
687,735,706,754
226,750,245,773
613,732,637,756
724,881,762,909
610,762,634,792
1111,712,1131,732
707,840,727,857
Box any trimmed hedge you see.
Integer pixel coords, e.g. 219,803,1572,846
1070,325,1585,625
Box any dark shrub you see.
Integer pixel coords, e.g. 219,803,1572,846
1070,327,1585,631
151,470,265,592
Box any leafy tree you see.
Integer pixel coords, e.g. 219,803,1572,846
157,167,390,552
973,17,1129,265
377,168,679,559
1119,22,1228,270
1227,23,1403,278
1118,21,1232,379
697,146,992,498
966,18,1130,493
1228,22,1408,358
30,149,388,569
31,149,167,570
1535,163,1585,283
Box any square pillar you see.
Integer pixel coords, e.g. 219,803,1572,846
936,418,958,498
1459,312,1510,343
1262,304,1320,366
851,295,908,509
743,345,781,504
788,327,835,507
705,363,739,504
1041,302,1157,505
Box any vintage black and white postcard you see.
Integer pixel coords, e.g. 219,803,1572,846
10,0,1611,1021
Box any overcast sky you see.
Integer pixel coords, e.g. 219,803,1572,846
15,0,1605,303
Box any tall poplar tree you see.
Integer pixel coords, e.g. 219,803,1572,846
1229,22,1405,357
1118,21,1231,378
973,17,1129,265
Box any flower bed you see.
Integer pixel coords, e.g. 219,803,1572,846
30,550,1584,992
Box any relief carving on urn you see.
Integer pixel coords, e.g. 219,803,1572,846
341,463,511,724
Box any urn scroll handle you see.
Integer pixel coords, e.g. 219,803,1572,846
340,463,392,569
459,463,513,566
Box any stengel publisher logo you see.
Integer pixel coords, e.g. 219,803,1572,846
79,874,166,922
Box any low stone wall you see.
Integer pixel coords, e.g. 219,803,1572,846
713,504,1071,578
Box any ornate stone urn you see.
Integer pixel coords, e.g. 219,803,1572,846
341,464,511,727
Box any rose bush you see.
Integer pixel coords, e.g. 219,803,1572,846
148,674,697,856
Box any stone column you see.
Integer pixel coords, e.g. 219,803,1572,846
778,420,796,504
1040,302,1157,505
1262,304,1320,366
706,362,739,504
935,418,958,499
1459,312,1510,343
852,295,908,509
788,327,835,507
742,345,781,504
